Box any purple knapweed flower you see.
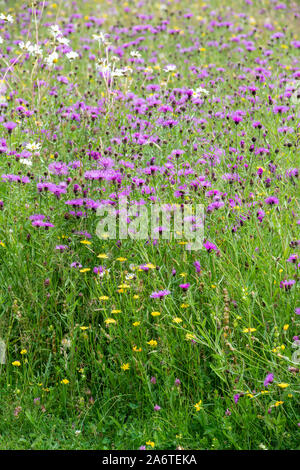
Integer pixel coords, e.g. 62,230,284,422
264,373,274,387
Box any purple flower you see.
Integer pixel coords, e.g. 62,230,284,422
225,408,231,416
3,121,17,133
175,378,181,386
179,283,190,291
48,162,69,176
280,279,296,290
55,245,69,251
194,261,201,273
263,373,274,387
204,241,219,254
154,404,161,411
234,394,240,404
265,196,279,205
150,289,170,299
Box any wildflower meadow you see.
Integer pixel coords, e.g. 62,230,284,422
0,0,299,451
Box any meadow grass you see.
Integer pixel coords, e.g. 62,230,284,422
0,0,299,450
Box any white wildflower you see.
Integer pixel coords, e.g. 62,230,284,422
66,51,79,61
57,36,70,46
25,142,41,151
49,25,61,39
193,86,209,97
130,50,141,58
19,158,32,167
163,64,177,73
45,51,58,67
0,13,14,24
92,32,109,45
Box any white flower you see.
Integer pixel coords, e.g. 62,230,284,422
93,32,109,44
0,13,14,24
28,44,43,56
96,59,111,74
193,86,209,97
25,142,41,151
66,51,79,61
125,273,135,280
49,24,61,38
163,64,177,73
0,36,3,44
111,68,125,77
57,36,70,46
45,51,58,66
19,41,31,51
130,50,141,58
19,158,32,166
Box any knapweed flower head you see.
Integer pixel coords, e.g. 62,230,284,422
264,373,274,387
150,289,170,299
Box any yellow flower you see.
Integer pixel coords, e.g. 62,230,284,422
147,339,158,347
277,383,289,389
111,309,121,314
274,401,284,407
243,328,256,333
185,333,196,341
0,241,5,247
116,257,127,262
181,303,189,308
104,318,117,325
133,295,139,299
172,317,182,323
144,263,156,269
133,321,140,327
151,311,161,317
80,240,91,245
146,441,155,448
121,363,130,371
12,361,21,367
80,326,89,331
97,253,108,259
133,346,142,352
194,400,202,411
283,324,289,331
99,296,109,301
20,349,27,355
61,379,69,384
118,284,130,289
79,268,90,273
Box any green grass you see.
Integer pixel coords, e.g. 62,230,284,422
0,0,299,450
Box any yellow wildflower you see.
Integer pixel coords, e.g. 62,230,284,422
12,361,21,367
277,383,289,389
194,400,202,411
146,441,155,448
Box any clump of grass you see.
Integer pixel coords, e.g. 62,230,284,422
0,0,299,450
